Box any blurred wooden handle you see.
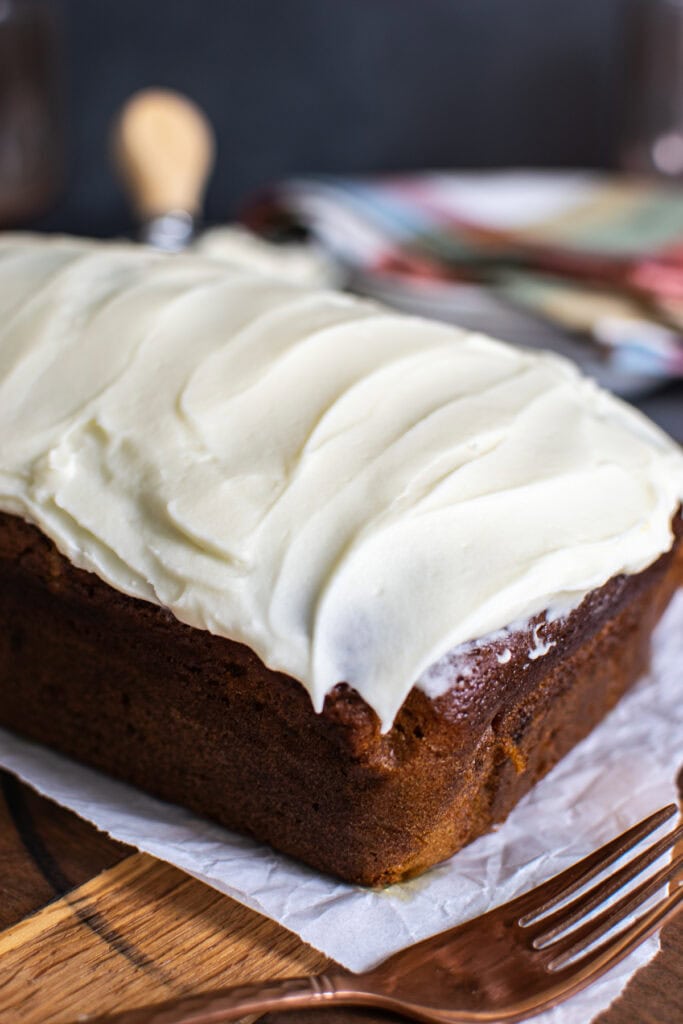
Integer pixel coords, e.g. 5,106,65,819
112,88,215,219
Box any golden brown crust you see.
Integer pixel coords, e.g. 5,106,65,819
0,511,681,885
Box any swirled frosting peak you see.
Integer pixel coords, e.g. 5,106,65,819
1,234,681,729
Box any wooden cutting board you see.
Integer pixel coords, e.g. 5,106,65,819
0,769,680,1024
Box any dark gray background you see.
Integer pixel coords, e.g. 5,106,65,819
23,0,683,434
38,0,629,236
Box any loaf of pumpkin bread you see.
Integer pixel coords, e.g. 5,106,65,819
0,234,681,885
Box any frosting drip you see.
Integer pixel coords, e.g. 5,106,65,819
1,234,681,730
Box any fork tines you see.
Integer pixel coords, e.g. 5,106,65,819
517,804,683,972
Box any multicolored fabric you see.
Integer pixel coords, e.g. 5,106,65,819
245,171,683,380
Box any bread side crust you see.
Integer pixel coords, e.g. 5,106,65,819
0,511,681,885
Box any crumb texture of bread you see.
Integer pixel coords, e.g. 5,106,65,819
1,511,681,885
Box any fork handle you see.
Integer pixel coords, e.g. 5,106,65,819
74,973,350,1023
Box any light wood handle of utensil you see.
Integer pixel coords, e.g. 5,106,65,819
112,88,215,219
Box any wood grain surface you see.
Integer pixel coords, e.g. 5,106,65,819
0,768,680,1024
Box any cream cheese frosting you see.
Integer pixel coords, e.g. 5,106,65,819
1,233,681,730
193,225,336,287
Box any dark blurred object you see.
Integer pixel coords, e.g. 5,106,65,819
0,0,62,226
621,0,683,176
30,0,626,238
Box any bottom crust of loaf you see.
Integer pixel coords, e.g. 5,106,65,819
0,511,681,886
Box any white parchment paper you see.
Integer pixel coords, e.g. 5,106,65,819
1,591,681,1024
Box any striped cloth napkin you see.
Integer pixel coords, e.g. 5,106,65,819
244,171,683,387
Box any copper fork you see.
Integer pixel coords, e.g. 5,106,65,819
82,804,683,1024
